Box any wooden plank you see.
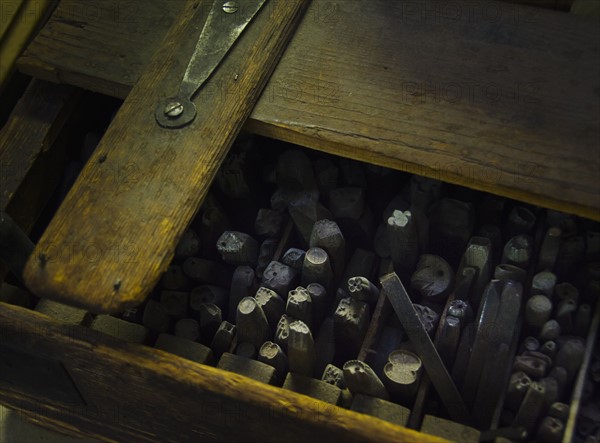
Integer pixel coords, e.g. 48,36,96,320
22,0,312,313
0,79,76,212
18,0,600,220
0,79,78,284
0,302,448,443
18,0,186,99
0,0,54,91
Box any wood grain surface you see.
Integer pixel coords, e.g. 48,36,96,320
18,0,600,220
22,0,312,313
0,302,449,443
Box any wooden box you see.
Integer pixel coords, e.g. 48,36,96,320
1,1,599,442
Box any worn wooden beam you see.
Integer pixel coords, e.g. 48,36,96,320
0,302,448,443
0,79,76,213
18,0,600,221
0,79,78,283
23,0,312,313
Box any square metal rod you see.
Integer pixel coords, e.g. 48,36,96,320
380,272,472,425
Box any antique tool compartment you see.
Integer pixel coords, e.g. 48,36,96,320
1,0,599,442
1,86,599,442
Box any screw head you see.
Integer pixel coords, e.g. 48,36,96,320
164,101,184,118
222,1,239,13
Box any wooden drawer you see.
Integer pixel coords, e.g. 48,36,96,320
2,84,599,442
1,0,599,442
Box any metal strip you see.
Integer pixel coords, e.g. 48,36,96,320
380,272,472,425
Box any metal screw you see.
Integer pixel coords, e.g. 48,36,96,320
222,1,239,13
38,253,48,268
164,101,184,118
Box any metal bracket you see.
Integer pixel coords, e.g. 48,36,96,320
156,0,268,129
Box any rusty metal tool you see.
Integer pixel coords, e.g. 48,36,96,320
380,272,471,424
156,0,267,128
